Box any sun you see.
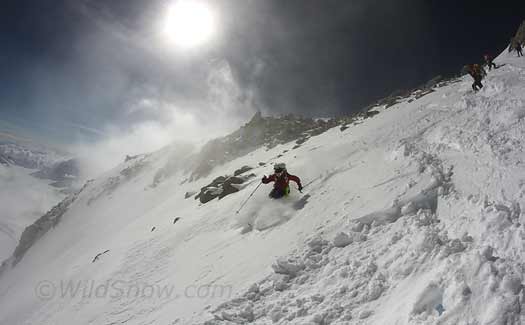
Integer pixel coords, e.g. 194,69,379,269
163,0,217,49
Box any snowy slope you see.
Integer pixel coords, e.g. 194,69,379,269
1,51,525,325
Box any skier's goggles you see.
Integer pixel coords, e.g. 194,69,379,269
274,168,285,173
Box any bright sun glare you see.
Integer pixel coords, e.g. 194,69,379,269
163,0,216,49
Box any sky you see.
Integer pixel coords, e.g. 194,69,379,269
0,0,524,162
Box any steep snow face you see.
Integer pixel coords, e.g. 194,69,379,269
1,52,525,325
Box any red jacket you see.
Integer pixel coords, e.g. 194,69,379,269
262,172,302,191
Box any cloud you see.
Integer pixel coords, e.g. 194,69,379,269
206,59,258,119
68,58,258,177
62,121,108,137
4,0,264,178
69,122,175,177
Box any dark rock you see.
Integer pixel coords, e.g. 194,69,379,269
125,154,140,162
226,176,245,184
212,176,226,185
199,188,221,204
234,166,253,176
217,176,247,199
197,174,255,204
296,137,308,145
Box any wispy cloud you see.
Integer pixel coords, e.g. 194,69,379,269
63,121,108,137
0,131,32,143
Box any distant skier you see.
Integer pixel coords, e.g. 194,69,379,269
483,54,496,70
464,64,486,92
262,163,303,199
516,41,523,57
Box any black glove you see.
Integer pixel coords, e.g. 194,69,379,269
262,175,267,182
298,184,303,192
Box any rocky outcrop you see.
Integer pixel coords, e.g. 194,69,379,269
195,172,256,204
362,74,461,113
190,112,339,180
234,165,253,176
152,111,389,186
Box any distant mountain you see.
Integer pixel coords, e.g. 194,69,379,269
0,142,62,170
0,154,13,166
0,136,81,190
31,158,81,188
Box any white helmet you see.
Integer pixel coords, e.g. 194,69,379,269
274,163,286,172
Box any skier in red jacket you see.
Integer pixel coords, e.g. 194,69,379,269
262,163,303,199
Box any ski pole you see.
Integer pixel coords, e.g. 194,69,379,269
296,177,319,194
302,175,322,189
236,182,262,214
